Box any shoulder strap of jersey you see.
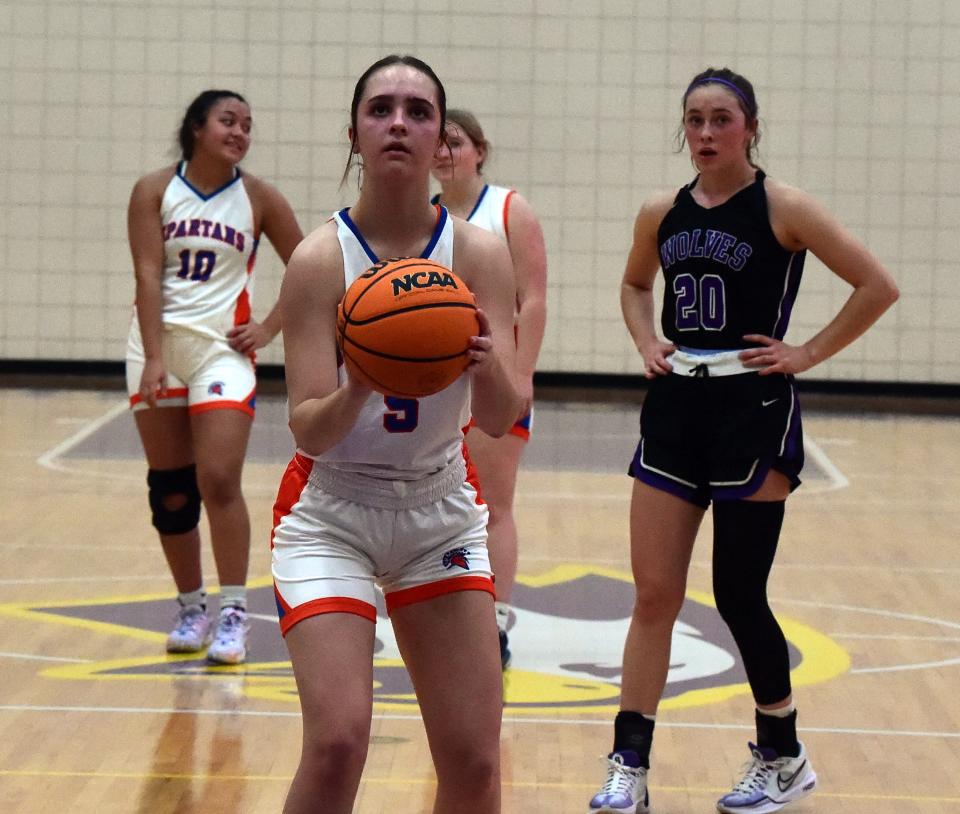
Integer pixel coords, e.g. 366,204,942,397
752,168,770,217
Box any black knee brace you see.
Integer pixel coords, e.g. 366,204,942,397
712,499,791,705
147,465,202,535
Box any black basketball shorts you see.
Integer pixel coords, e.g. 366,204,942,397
628,370,804,508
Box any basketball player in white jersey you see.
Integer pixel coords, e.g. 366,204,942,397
126,90,302,663
273,56,521,814
431,109,548,669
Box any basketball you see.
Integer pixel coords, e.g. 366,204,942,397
336,257,479,398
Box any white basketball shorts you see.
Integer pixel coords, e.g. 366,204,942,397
271,454,494,636
126,321,256,415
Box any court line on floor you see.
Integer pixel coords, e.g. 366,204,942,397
0,703,957,740
0,767,957,806
781,599,960,631
851,656,960,674
799,434,850,491
518,555,960,575
777,597,960,674
3,560,959,587
829,633,960,641
0,573,173,585
7,549,953,578
0,651,92,664
37,401,129,475
36,401,847,494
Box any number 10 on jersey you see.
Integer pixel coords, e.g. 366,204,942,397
177,249,217,282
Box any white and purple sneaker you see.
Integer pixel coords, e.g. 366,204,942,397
717,741,817,813
588,750,650,814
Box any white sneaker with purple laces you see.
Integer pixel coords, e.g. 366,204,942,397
717,741,817,813
587,750,650,814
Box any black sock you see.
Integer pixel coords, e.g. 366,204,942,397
756,708,799,757
613,711,655,768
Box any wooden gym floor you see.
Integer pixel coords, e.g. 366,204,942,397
0,385,958,813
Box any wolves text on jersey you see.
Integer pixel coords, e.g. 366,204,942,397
660,228,753,272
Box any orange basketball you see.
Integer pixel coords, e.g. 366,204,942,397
336,257,479,398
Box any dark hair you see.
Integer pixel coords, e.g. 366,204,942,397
340,54,448,187
177,90,248,160
676,67,761,166
445,109,490,173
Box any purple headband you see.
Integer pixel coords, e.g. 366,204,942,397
685,77,755,115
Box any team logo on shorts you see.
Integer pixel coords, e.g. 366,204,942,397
441,547,470,570
207,381,225,396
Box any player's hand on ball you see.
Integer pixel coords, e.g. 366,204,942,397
343,375,374,399
466,308,495,369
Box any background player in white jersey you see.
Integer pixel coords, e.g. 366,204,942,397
431,109,547,668
587,67,898,814
273,56,520,814
126,90,303,664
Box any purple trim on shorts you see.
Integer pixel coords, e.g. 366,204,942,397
776,391,804,490
786,387,803,457
711,458,774,502
632,466,710,508
628,439,710,508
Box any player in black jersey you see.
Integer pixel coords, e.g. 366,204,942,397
587,68,898,814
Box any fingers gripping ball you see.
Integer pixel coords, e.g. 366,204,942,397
336,258,479,398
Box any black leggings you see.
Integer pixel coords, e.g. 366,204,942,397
712,499,791,706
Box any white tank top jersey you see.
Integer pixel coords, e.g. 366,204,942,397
432,184,515,244
434,181,522,318
150,162,258,340
465,184,514,243
308,205,473,481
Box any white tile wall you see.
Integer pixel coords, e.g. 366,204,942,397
0,0,957,383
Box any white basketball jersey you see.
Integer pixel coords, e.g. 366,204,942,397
153,162,258,339
313,206,472,480
459,183,522,322
432,184,514,242
466,184,514,243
